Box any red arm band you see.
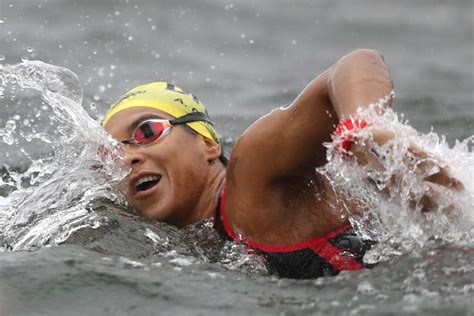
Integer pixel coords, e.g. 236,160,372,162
332,118,369,153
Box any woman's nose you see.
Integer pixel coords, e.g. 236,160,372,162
124,148,146,166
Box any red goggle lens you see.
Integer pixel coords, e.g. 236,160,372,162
132,120,169,145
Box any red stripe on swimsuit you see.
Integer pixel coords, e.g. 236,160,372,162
214,186,373,278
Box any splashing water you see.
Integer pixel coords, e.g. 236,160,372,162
0,60,128,251
0,60,471,275
0,60,267,275
319,98,474,264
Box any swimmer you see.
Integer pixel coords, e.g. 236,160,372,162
102,49,463,278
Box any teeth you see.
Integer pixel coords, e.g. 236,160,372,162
135,175,160,187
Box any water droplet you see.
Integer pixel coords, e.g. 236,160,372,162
6,120,16,131
114,11,120,16
27,47,34,53
0,18,5,24
89,103,97,110
0,55,5,61
2,120,17,145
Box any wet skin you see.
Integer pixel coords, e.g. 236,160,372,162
104,49,461,245
103,49,393,243
104,107,225,227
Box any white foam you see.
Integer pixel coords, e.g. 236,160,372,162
319,98,474,261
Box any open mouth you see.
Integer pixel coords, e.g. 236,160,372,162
135,175,161,192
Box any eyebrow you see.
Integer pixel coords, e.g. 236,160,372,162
128,114,166,132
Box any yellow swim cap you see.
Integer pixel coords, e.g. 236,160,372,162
102,82,219,143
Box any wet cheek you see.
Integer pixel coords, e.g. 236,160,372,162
179,168,206,198
119,179,130,196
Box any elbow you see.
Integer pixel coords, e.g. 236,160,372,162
352,48,382,57
344,49,384,65
329,49,388,82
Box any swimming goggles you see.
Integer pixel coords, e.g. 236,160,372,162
121,112,214,146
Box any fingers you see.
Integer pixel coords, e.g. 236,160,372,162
424,167,465,192
410,182,447,213
406,145,465,192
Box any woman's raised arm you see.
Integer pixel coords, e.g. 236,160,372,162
228,49,393,187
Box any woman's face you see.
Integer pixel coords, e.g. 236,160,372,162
104,107,215,227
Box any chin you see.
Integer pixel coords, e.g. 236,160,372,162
138,207,164,221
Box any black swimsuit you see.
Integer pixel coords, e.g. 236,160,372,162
213,186,375,279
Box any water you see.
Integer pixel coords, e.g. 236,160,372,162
1,0,473,315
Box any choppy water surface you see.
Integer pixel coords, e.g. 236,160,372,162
1,56,473,316
1,0,473,315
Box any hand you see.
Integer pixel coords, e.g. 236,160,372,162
407,145,464,213
408,145,464,192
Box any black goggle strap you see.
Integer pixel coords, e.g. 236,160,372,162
169,111,214,126
172,112,226,165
